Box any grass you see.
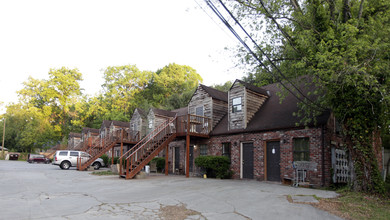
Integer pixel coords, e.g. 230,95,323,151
91,170,117,176
314,190,390,220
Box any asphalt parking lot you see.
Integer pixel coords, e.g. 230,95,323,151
0,160,341,220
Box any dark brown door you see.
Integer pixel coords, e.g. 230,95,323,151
189,146,194,172
242,142,254,179
175,147,180,171
266,141,281,181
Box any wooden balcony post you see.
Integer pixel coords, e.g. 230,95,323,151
186,114,190,178
120,129,124,174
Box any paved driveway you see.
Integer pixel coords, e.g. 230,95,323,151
0,160,341,220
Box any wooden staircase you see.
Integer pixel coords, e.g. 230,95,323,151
77,133,119,171
118,117,177,179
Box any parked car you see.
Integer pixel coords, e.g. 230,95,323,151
8,153,20,160
52,150,104,170
27,154,51,164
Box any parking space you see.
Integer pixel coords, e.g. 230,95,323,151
0,160,341,219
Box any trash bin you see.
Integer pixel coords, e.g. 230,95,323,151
145,165,150,174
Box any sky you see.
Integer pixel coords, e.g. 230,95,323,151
0,0,243,113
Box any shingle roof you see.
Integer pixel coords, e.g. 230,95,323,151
68,132,81,138
101,120,112,129
211,81,329,135
112,120,130,128
152,108,177,118
134,108,147,118
234,79,269,96
172,107,188,116
199,84,228,102
82,127,99,135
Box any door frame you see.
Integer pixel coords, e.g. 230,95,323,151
240,141,254,179
264,139,280,181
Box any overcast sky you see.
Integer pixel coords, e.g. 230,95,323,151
0,0,243,113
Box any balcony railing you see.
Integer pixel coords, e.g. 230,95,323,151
176,114,212,136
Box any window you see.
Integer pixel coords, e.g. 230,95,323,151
200,145,208,156
232,97,242,113
70,151,79,157
222,143,231,159
59,152,68,156
293,138,310,161
196,106,204,116
149,119,153,129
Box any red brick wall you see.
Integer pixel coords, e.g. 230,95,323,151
204,128,325,186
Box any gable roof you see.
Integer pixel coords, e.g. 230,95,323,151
199,84,228,102
101,120,112,129
211,81,329,135
233,79,269,96
134,108,147,118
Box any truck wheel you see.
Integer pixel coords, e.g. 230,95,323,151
60,161,71,170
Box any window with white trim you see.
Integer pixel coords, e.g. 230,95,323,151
232,97,242,113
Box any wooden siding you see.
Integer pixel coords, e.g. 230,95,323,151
68,137,81,149
229,81,268,130
229,83,245,130
147,110,172,134
189,85,226,130
189,86,212,119
130,110,147,138
212,99,228,128
245,89,267,125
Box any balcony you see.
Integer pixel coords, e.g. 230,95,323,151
176,114,212,138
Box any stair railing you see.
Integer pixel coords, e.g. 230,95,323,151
118,117,176,176
123,117,176,178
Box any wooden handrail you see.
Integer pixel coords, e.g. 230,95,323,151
120,117,176,177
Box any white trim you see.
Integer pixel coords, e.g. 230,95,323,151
244,88,247,129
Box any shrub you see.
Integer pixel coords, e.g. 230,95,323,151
151,157,165,172
100,154,109,166
195,155,232,179
108,157,120,165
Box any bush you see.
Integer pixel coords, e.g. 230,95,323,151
195,155,232,179
108,157,122,165
151,157,165,172
100,154,109,166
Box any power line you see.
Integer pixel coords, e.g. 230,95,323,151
203,0,326,111
193,0,236,42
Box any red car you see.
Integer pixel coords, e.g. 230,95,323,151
27,154,51,164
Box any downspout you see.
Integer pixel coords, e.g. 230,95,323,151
321,125,326,187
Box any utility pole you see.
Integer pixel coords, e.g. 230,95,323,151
1,118,5,157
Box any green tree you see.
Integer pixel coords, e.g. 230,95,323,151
211,80,233,92
232,0,390,193
101,64,153,120
146,63,203,108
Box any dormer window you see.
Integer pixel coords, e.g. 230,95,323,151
232,97,242,113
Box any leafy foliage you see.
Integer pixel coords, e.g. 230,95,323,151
232,0,390,193
195,155,232,179
0,64,202,154
151,157,165,172
100,154,109,167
